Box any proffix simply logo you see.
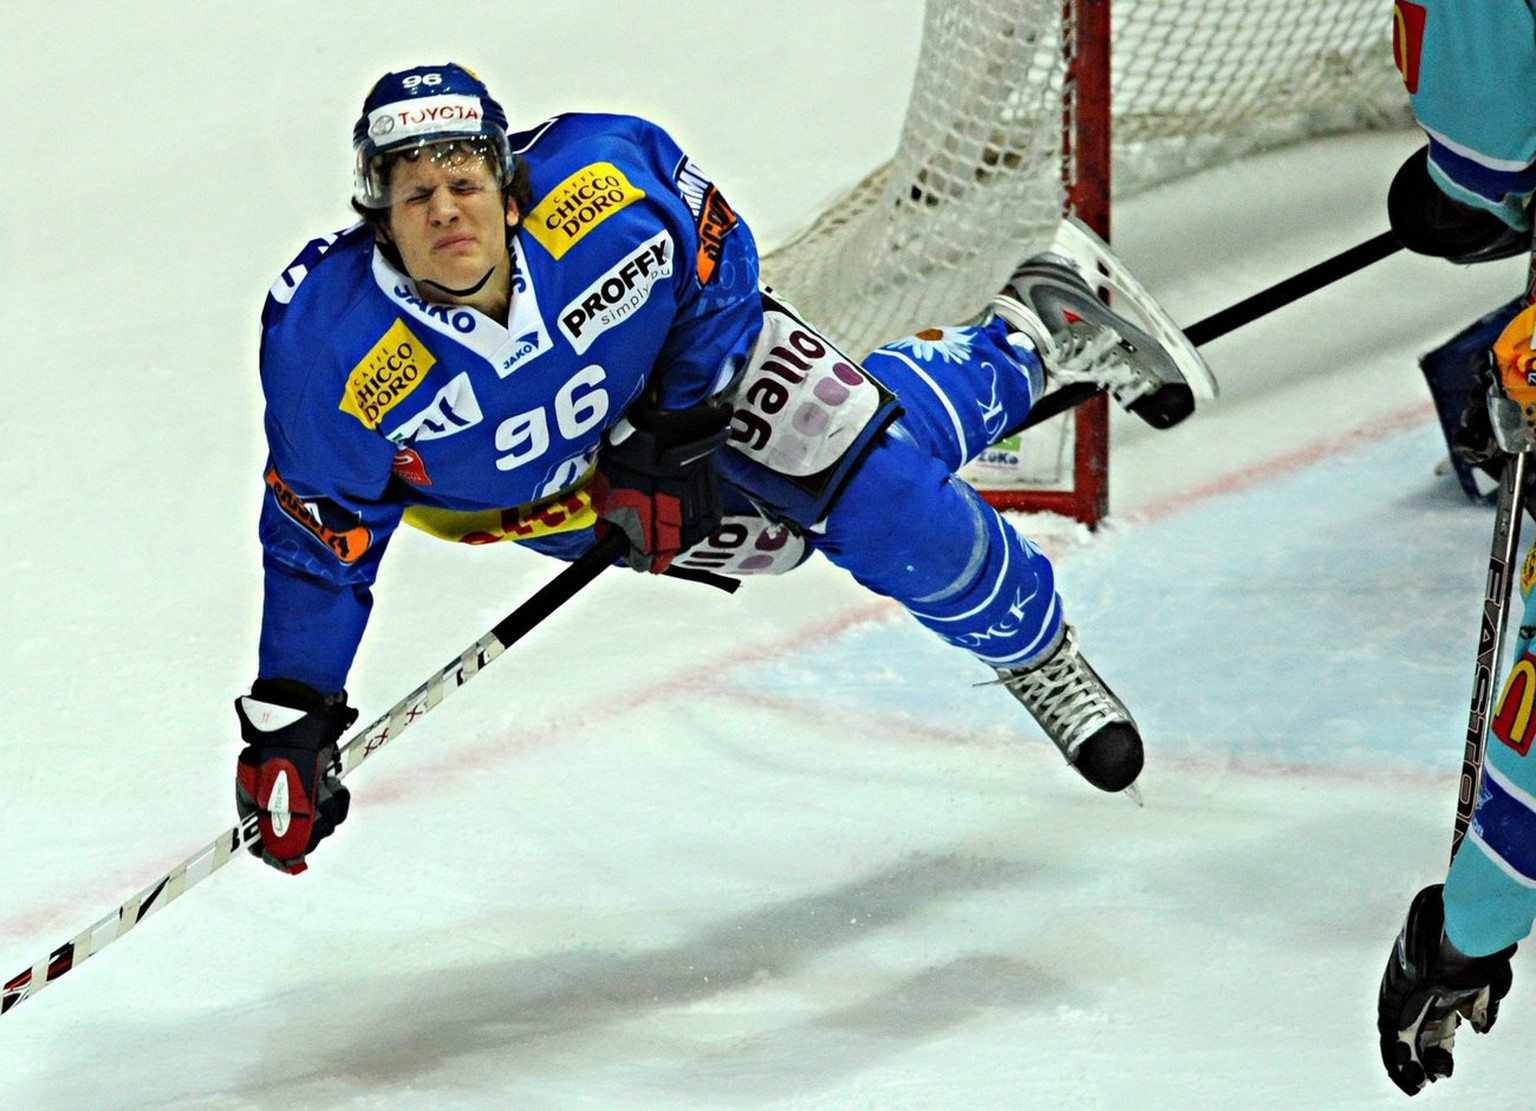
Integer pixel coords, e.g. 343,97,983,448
559,231,674,354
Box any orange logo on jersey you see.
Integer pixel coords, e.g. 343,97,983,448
693,184,739,286
526,162,644,260
264,467,373,564
1392,2,1426,94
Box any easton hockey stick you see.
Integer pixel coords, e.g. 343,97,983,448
1451,449,1529,861
0,530,628,1018
1013,229,1403,433
1446,229,1536,861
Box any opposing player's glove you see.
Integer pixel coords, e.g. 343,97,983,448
234,678,358,875
1377,884,1516,1096
590,396,733,574
1388,147,1528,265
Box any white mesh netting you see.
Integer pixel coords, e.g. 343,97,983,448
761,0,1409,358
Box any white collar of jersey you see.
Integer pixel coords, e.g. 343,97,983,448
370,238,553,380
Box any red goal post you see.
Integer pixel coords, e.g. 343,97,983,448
975,0,1112,525
761,0,1407,527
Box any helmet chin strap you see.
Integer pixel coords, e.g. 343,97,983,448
418,264,498,299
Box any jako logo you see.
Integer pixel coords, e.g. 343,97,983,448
559,231,673,354
500,328,547,374
392,284,477,334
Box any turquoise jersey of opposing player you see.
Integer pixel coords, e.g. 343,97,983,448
1389,1,1536,259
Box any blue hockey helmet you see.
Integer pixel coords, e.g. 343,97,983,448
352,63,512,209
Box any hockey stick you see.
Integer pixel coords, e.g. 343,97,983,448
0,530,628,1018
1014,229,1403,432
1446,226,1536,860
1451,449,1529,861
1182,230,1402,346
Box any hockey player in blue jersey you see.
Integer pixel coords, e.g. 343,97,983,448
1377,2,1536,1096
235,63,1208,878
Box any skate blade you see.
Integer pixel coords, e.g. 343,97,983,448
1048,215,1220,402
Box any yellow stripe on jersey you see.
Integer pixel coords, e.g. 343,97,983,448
402,478,596,545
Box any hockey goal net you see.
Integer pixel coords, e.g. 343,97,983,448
760,0,1409,525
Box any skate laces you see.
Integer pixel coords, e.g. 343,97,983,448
995,632,1125,757
993,269,1161,406
1046,321,1158,405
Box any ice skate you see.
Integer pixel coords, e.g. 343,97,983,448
990,214,1218,430
994,623,1143,795
992,254,1195,428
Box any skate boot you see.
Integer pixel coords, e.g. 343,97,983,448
991,252,1196,429
995,623,1143,793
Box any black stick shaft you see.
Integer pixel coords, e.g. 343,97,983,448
1449,233,1536,863
1452,450,1528,861
1182,231,1402,347
491,531,626,647
1,530,629,1018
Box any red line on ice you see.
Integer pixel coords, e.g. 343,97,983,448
0,405,1440,941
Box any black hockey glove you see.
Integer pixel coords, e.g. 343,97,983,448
590,396,733,574
1377,884,1516,1096
234,678,357,875
1388,147,1529,265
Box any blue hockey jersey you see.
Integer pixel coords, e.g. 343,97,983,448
256,113,762,690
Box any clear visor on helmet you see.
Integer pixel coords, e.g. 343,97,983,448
352,133,511,209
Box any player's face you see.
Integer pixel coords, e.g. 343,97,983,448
384,146,518,303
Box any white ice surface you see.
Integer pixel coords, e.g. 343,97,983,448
3,4,1535,1108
